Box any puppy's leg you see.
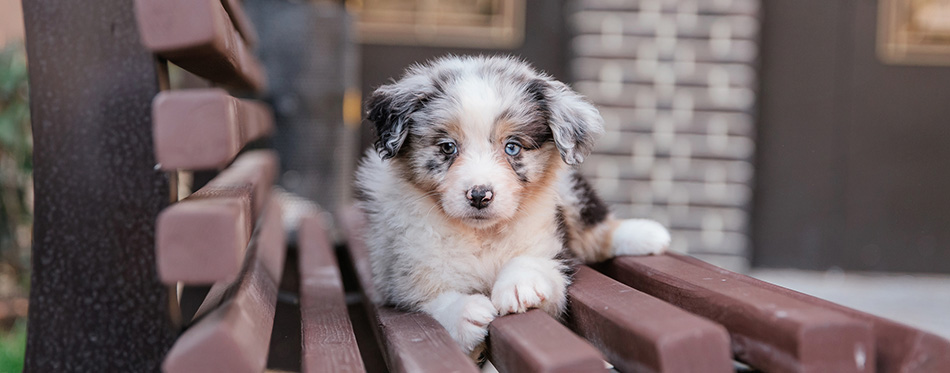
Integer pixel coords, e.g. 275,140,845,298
491,256,568,316
610,218,670,256
561,171,670,262
420,291,497,354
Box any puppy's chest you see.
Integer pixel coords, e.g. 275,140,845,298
425,220,561,274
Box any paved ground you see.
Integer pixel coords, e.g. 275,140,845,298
750,269,950,340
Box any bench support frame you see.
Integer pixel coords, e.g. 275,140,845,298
23,0,178,370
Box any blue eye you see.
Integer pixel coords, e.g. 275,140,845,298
440,142,457,155
505,142,522,156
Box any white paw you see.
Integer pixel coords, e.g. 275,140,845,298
612,219,671,256
491,257,567,316
423,292,497,353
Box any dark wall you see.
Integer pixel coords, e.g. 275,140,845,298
358,0,569,151
754,0,950,273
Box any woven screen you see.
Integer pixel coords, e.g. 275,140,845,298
569,0,760,271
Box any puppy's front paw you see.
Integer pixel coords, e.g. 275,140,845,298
424,292,497,353
491,257,567,316
612,219,671,256
454,294,497,351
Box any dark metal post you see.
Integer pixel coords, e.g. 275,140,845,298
22,0,177,371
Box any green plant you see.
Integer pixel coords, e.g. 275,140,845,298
0,320,25,373
0,41,31,293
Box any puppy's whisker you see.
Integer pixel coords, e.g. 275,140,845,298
422,203,441,220
405,190,440,206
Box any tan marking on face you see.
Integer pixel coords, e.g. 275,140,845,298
513,146,566,211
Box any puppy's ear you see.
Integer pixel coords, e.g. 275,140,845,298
528,79,604,165
366,76,434,159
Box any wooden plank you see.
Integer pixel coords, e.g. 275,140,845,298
153,89,273,171
155,150,278,284
22,0,178,369
489,309,607,373
163,193,284,373
339,207,479,373
671,253,950,372
220,0,258,47
134,0,266,92
600,255,875,373
568,266,733,373
297,213,366,373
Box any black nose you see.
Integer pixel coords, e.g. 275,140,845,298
466,185,494,209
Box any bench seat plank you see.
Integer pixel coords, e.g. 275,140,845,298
134,0,266,92
568,266,733,373
163,194,285,373
669,253,950,373
156,150,277,284
600,255,875,373
153,89,273,171
489,309,607,373
220,0,259,47
298,213,366,373
339,207,478,373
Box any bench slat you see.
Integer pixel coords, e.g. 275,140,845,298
156,150,277,284
134,0,266,92
339,207,479,373
669,253,950,372
220,0,259,47
298,213,366,373
489,309,607,373
163,194,284,373
568,266,733,373
601,255,875,373
153,89,273,171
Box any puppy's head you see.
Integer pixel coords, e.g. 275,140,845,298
367,55,603,227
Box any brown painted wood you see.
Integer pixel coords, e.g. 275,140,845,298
671,253,950,373
220,0,258,47
298,213,366,373
22,0,178,369
841,0,950,274
755,0,950,274
752,0,850,271
163,192,285,373
568,266,732,373
134,0,266,92
489,309,606,373
152,89,273,171
338,207,479,373
155,150,278,284
600,255,875,373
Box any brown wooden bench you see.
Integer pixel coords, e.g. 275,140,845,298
134,0,292,371
338,206,950,373
22,0,950,371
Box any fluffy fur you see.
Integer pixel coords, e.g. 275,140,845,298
355,55,670,356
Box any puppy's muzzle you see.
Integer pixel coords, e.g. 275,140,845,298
466,185,494,209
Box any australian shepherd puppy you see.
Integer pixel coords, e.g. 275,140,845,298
355,55,670,355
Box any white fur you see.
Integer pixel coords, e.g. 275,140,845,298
491,256,568,316
421,291,497,353
612,219,671,256
357,55,669,356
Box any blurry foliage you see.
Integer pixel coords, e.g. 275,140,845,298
0,319,24,372
0,41,32,297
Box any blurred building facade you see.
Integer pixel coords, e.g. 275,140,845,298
569,0,760,272
357,0,759,271
355,0,950,274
